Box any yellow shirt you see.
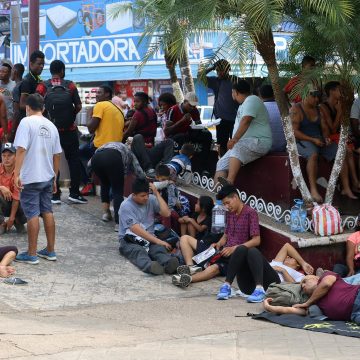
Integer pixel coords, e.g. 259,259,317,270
93,101,124,148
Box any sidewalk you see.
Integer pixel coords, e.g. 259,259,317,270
0,193,358,359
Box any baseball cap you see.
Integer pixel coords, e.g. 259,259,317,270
184,92,199,106
1,143,16,154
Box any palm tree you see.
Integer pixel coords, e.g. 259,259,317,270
142,0,353,204
286,1,360,203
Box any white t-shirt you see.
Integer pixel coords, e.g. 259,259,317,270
14,115,62,185
269,260,304,283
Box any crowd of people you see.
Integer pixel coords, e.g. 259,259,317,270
0,51,359,325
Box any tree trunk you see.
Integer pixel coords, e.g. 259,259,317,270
164,49,184,103
255,31,313,204
324,81,353,204
179,44,195,93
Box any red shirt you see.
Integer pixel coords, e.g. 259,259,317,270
225,205,260,247
132,107,157,145
317,272,360,321
284,76,302,103
167,104,200,135
0,164,19,201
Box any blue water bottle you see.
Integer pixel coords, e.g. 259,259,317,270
290,199,306,232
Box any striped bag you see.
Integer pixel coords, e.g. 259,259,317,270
312,204,343,236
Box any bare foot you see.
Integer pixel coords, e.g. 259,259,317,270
0,265,15,278
218,176,232,186
341,189,358,200
311,191,323,204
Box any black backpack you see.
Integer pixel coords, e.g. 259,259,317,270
44,80,75,129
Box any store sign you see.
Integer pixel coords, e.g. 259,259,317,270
10,0,205,66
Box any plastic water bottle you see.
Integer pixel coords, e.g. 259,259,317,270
211,200,226,233
290,199,307,232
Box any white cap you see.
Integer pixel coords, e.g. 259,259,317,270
184,92,199,106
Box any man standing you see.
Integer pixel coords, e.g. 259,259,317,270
8,63,24,142
14,94,62,265
36,60,86,204
203,59,239,156
0,143,26,234
0,62,15,132
19,50,45,121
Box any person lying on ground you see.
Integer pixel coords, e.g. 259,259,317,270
263,272,360,325
216,243,314,303
0,245,17,277
172,184,260,288
179,196,213,238
119,177,179,275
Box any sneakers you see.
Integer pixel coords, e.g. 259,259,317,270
37,248,57,261
15,252,39,265
247,288,266,303
51,194,62,204
164,257,179,274
172,274,192,288
217,283,231,300
114,223,119,232
145,168,156,179
102,210,112,222
177,264,202,276
80,183,96,196
150,261,164,275
68,194,88,204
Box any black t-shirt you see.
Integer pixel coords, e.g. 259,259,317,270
19,72,41,119
12,81,21,104
192,212,212,240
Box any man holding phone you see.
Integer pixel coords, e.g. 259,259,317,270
119,177,179,275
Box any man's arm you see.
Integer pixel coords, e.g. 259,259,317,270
274,243,314,274
129,223,169,248
164,113,192,137
149,182,171,217
53,153,61,176
294,275,337,309
87,117,100,134
320,108,331,140
227,115,253,149
264,298,307,315
346,240,356,276
14,147,26,189
19,93,28,111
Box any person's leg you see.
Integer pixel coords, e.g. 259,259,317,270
179,235,198,265
191,264,220,283
227,157,242,184
225,246,249,285
216,120,229,157
339,161,357,199
119,239,160,274
332,263,349,277
0,197,9,230
62,131,82,197
350,291,360,324
27,216,40,256
131,134,153,171
148,244,178,274
0,246,18,265
306,153,322,203
187,223,197,238
180,222,187,236
79,142,96,184
214,150,230,183
148,139,174,168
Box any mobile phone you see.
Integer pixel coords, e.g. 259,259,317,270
3,277,28,285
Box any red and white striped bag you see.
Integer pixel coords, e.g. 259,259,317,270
312,204,343,236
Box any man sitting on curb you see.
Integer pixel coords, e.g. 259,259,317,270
119,177,179,275
264,272,360,325
172,184,260,287
0,143,26,234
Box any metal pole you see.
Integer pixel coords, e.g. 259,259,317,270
28,0,39,65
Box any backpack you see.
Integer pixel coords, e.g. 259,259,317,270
44,80,75,129
265,282,309,307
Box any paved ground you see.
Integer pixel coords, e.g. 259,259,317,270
0,193,359,359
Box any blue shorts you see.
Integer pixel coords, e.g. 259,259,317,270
297,140,337,161
20,179,54,220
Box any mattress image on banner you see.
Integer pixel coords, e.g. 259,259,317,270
47,5,77,37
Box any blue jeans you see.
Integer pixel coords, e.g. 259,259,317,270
351,290,360,324
79,142,96,184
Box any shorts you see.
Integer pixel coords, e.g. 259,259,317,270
216,137,271,172
20,179,54,220
296,140,337,161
